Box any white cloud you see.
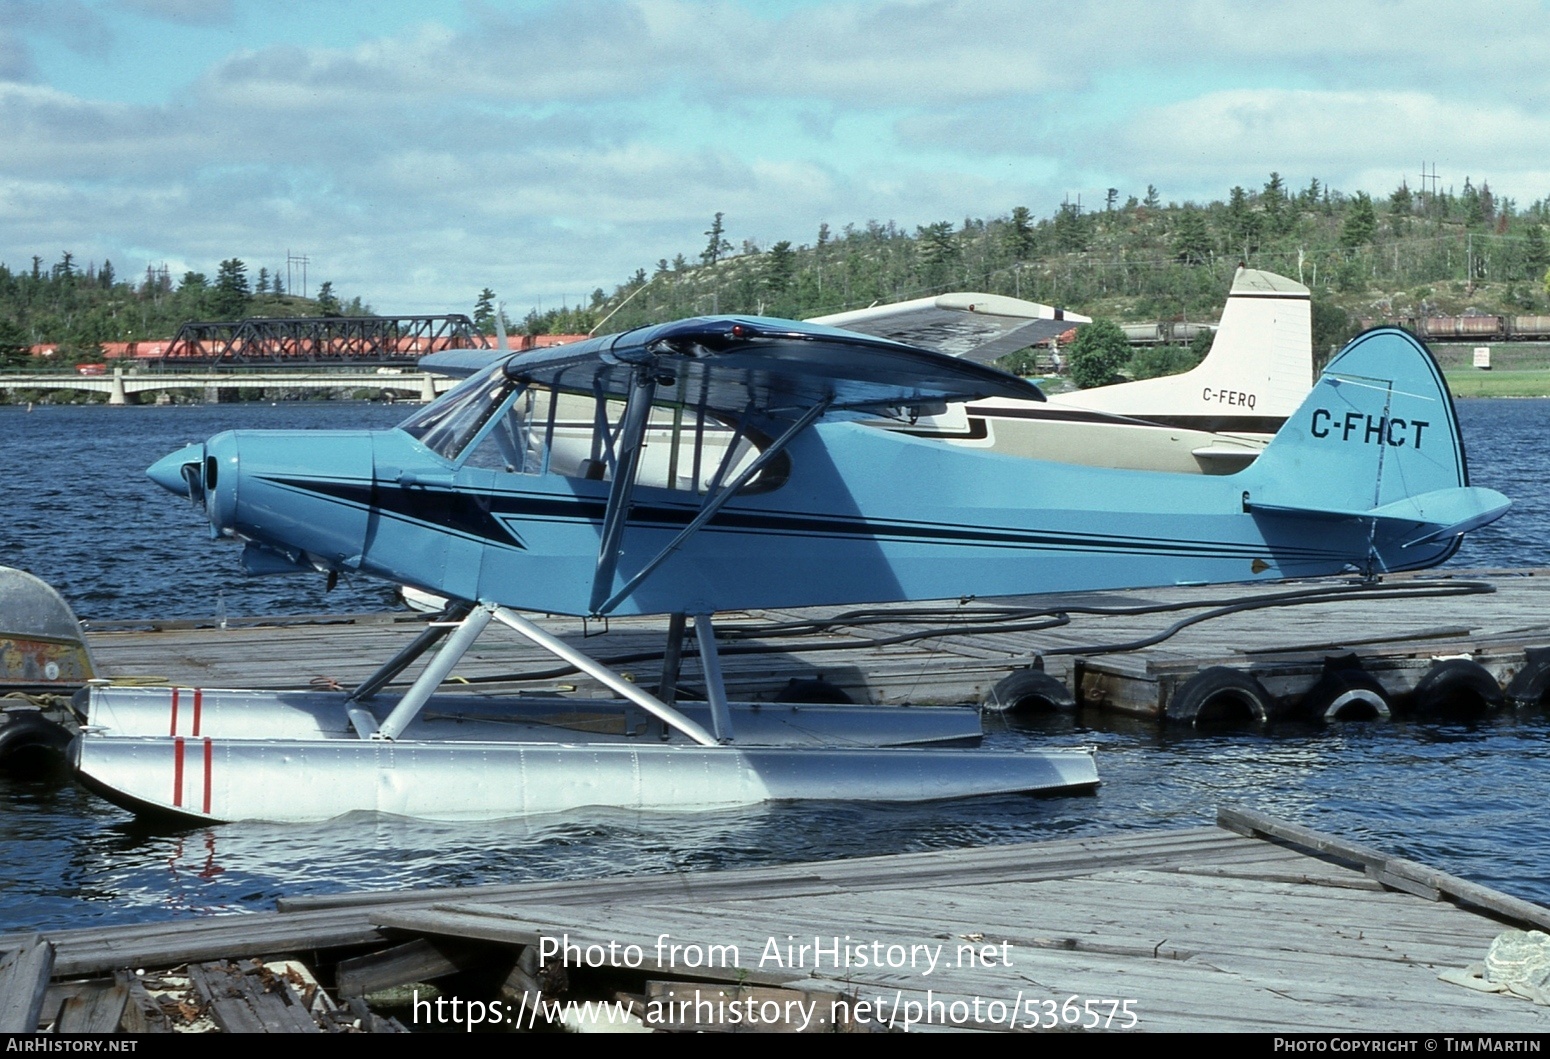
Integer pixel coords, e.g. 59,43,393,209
1106,89,1550,199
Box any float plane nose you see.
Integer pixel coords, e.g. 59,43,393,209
147,443,204,499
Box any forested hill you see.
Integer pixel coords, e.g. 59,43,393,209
519,176,1550,346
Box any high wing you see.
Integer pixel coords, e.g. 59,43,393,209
810,292,1089,365
435,315,1046,418
421,294,1086,381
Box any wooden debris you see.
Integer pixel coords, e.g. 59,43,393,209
187,959,321,1033
115,969,172,1033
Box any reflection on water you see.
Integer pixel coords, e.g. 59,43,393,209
0,399,1547,931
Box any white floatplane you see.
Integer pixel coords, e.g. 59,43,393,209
75,318,1505,823
823,267,1313,473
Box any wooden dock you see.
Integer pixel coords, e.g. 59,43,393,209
6,808,1549,1033
79,568,1550,721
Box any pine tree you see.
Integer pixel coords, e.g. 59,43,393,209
701,213,731,266
0,315,28,365
917,221,958,284
211,259,251,318
1262,172,1289,235
1526,226,1549,275
474,288,497,332
1172,207,1212,265
1340,193,1377,249
764,241,796,296
1053,203,1088,252
1224,187,1260,257
1005,206,1035,260
1389,182,1414,236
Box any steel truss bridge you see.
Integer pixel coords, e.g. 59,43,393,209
153,315,492,366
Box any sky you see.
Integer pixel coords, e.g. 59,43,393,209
3,0,1548,319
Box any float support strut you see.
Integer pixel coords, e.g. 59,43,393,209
367,605,495,740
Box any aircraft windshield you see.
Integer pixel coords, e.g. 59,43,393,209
398,363,517,461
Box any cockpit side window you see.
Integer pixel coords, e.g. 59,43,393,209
397,363,517,461
464,382,789,493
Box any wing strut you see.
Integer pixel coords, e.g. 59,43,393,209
589,367,659,613
592,396,832,616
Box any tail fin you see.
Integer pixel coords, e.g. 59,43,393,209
1243,327,1508,570
1050,266,1312,429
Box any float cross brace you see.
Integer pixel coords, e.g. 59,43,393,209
355,601,723,747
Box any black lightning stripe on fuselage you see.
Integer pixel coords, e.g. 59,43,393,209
262,476,1350,564
262,477,530,550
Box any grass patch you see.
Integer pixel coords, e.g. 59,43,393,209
1443,368,1550,398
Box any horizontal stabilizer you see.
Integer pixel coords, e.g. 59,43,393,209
1247,486,1509,546
1374,487,1513,546
1189,444,1260,468
811,292,1088,365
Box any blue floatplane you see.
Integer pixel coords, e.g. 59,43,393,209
73,319,1506,822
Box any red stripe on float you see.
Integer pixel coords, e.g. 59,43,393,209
193,689,203,737
202,738,213,815
170,687,180,737
173,737,185,807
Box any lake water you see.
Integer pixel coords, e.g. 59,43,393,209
1,397,1547,933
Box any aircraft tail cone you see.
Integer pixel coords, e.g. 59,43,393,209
147,443,203,499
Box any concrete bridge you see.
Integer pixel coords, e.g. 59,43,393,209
0,367,457,405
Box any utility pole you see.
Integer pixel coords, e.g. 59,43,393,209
287,251,310,298
1420,163,1440,206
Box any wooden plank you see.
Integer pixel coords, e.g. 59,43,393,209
12,910,389,979
334,937,486,998
0,936,54,1032
1218,805,1550,931
54,982,128,1034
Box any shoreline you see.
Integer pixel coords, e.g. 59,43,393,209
1441,370,1550,398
